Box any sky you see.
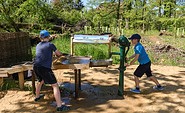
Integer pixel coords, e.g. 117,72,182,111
82,0,88,6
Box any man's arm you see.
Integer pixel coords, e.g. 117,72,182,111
130,54,139,65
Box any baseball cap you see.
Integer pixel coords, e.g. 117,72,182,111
40,30,50,38
128,34,141,40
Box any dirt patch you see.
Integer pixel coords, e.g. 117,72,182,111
147,36,164,45
142,36,185,65
0,65,185,113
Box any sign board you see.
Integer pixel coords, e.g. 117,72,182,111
73,34,110,43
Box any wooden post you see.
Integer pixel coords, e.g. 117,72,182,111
74,69,78,99
0,77,3,86
78,69,81,90
71,36,74,56
182,28,184,36
177,28,180,37
32,70,36,95
108,43,111,58
89,26,92,33
18,72,24,90
84,26,87,34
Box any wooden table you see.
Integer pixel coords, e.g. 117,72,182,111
0,57,90,99
52,57,90,99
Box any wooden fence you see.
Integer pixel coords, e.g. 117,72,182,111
84,26,125,35
0,32,32,67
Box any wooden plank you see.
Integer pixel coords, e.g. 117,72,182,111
52,63,89,70
18,72,24,90
22,64,33,70
7,66,23,74
0,73,8,77
68,64,89,69
0,70,8,77
52,64,70,69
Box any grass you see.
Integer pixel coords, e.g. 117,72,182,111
0,78,32,91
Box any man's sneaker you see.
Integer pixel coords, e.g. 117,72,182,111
34,94,45,102
130,88,141,93
56,105,70,111
153,85,164,91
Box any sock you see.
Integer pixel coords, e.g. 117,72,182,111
157,84,161,88
136,87,140,90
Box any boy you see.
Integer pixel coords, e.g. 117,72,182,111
127,34,163,93
33,30,70,111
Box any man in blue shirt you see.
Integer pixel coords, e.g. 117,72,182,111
127,34,163,93
33,30,70,111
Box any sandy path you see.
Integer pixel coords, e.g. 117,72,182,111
0,65,185,113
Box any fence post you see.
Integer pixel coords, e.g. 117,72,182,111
182,28,184,36
177,28,180,37
84,26,87,34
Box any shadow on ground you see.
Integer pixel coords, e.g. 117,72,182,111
0,65,185,113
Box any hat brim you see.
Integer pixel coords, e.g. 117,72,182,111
40,35,50,38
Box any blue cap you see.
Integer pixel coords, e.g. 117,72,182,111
128,34,141,40
40,30,50,38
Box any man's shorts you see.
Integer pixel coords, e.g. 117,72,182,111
33,65,57,84
134,61,153,78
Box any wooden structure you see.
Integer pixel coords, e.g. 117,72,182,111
0,64,35,93
0,56,90,99
71,34,112,57
0,32,32,68
52,56,91,98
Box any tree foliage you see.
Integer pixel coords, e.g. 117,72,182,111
0,0,185,33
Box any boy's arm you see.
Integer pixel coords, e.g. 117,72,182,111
54,50,70,57
128,54,136,60
54,50,62,57
130,54,139,65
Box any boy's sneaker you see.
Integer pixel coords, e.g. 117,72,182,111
130,88,141,93
57,105,70,111
34,94,45,102
153,85,164,91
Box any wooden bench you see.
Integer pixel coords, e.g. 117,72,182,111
0,64,35,92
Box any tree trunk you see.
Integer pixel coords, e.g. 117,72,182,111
125,18,129,29
142,0,146,33
117,0,121,26
158,0,162,17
